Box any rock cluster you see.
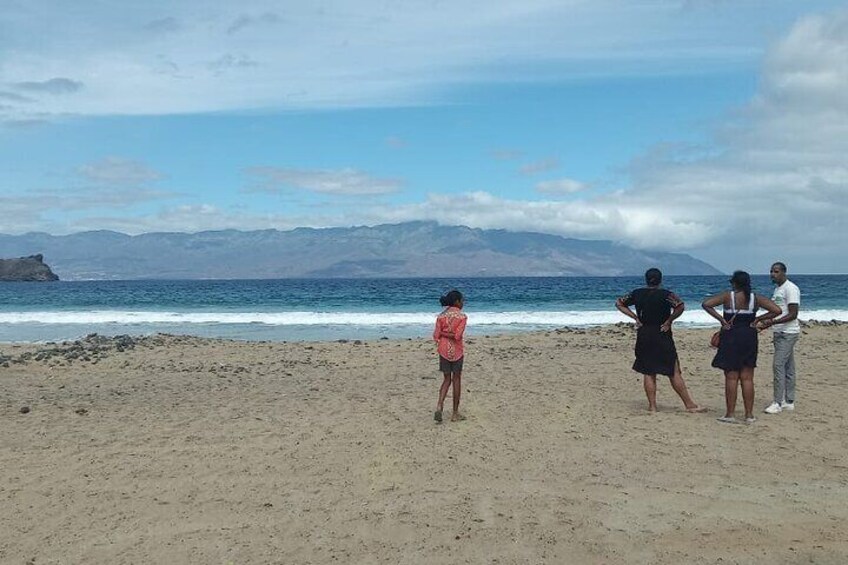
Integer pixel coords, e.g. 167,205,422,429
2,333,148,366
0,254,59,281
801,319,845,327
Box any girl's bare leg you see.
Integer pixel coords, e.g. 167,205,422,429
724,370,740,418
450,371,463,420
740,366,755,419
643,374,658,412
435,373,451,421
436,373,451,412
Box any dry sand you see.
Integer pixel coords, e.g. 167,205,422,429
2,324,848,564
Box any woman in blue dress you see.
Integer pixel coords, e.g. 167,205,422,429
702,271,780,424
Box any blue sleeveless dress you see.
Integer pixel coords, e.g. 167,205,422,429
711,292,759,371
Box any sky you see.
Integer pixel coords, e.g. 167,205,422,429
1,0,846,274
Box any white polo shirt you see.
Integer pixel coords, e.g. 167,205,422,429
772,279,801,334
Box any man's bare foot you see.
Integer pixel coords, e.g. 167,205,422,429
450,412,466,422
647,406,658,413
686,405,709,413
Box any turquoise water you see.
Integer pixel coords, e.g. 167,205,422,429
0,275,844,342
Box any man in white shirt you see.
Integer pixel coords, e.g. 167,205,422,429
761,262,801,414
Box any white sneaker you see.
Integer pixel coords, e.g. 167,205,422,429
781,401,795,411
764,402,782,414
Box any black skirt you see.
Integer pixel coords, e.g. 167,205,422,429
712,313,758,371
633,325,678,377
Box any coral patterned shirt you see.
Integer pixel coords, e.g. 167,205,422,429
433,306,467,362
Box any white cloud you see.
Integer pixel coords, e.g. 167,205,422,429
354,10,848,272
489,149,524,161
244,167,403,196
207,53,259,74
0,91,35,103
77,157,163,186
342,191,716,249
143,17,181,34
61,204,325,235
281,9,842,272
13,78,84,95
385,136,407,149
519,157,560,176
0,0,789,121
0,157,175,233
226,12,282,35
536,178,586,194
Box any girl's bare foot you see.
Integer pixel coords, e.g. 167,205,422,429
686,405,709,413
450,412,466,422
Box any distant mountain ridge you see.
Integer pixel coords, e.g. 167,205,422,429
0,222,721,280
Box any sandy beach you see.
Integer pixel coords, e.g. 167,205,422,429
2,324,847,564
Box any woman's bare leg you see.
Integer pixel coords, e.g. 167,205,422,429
669,361,706,412
643,374,658,412
740,366,755,419
724,370,740,418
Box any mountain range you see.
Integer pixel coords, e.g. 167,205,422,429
0,222,721,280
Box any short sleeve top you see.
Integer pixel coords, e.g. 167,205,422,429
620,287,683,326
771,279,801,334
433,307,467,361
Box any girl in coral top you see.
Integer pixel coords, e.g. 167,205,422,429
433,289,467,423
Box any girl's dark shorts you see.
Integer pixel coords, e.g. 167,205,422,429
439,356,464,374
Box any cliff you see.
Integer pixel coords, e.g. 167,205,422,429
0,254,60,282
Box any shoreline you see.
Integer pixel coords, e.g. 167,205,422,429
3,324,848,563
1,318,845,347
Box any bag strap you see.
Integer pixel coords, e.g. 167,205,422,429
725,311,738,329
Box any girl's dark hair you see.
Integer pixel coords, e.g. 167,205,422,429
730,270,752,303
645,268,662,287
440,289,463,307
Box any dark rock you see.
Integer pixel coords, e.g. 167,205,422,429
20,406,30,414
0,254,59,281
4,333,143,366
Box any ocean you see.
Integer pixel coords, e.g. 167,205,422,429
0,275,845,343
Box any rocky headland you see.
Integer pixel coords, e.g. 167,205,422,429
0,254,59,282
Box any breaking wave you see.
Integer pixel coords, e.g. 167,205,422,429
1,309,846,327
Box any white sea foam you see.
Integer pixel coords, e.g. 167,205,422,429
1,310,846,327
